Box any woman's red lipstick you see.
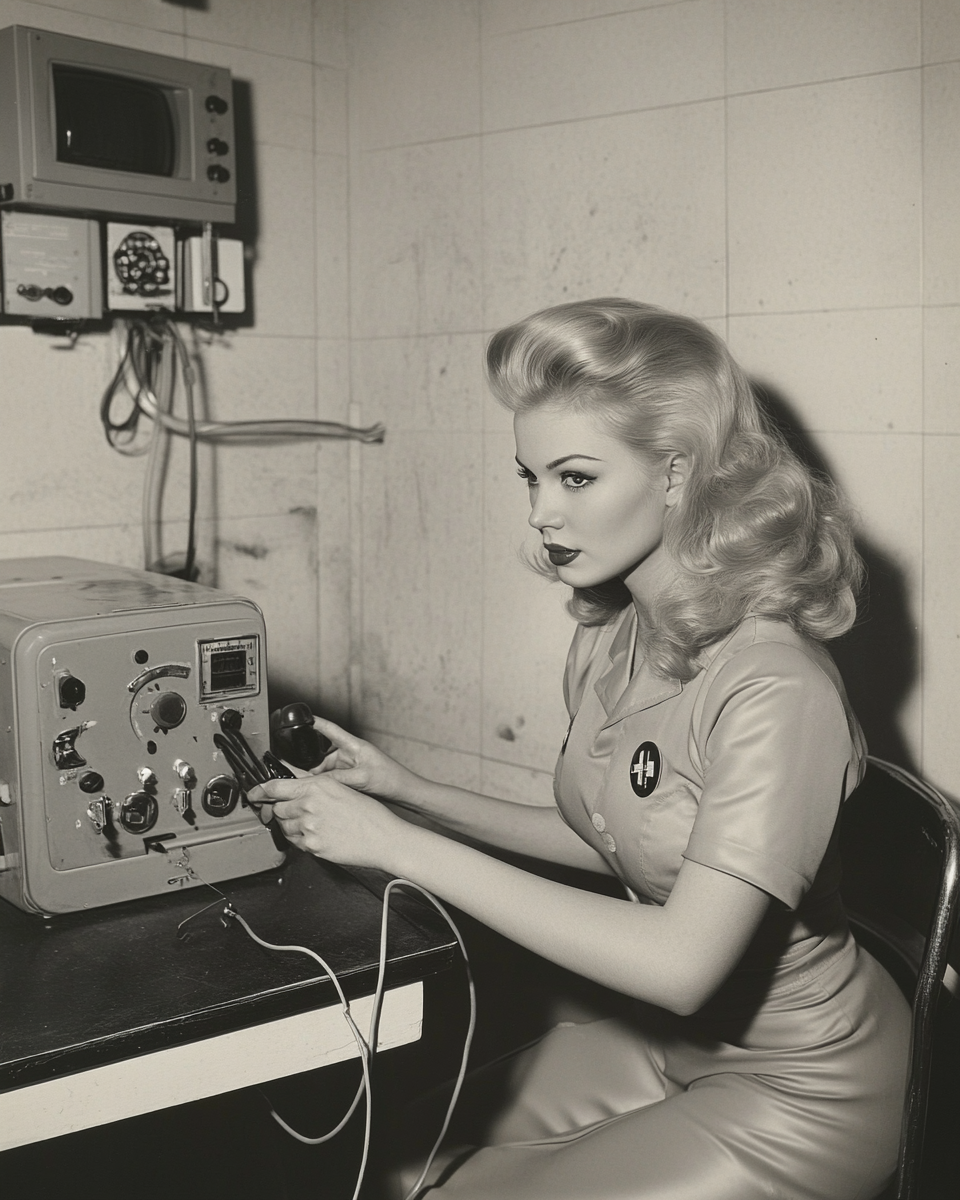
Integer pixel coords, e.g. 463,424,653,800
545,543,580,566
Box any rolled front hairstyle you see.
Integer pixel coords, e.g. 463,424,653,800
486,298,863,681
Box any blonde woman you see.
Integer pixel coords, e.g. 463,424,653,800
256,300,910,1200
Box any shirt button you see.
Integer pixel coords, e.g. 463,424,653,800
602,832,617,854
591,812,606,833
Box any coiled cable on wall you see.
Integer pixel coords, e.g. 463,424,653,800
101,317,386,448
100,315,385,576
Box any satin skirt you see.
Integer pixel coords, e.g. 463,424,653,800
390,928,911,1200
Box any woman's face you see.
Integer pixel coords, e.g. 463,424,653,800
513,404,681,597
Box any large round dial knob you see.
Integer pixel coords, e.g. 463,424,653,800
150,691,187,730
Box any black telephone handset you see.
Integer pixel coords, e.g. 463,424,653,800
270,702,333,771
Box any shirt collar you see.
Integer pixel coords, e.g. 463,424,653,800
593,606,682,725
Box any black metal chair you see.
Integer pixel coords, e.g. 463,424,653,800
839,756,960,1200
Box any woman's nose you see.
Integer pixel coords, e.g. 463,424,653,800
528,488,561,532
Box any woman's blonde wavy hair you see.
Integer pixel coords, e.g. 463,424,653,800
486,298,863,681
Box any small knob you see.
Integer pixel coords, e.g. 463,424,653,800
219,709,243,733
151,691,187,730
206,137,230,156
205,94,229,114
206,164,231,184
57,673,86,710
137,767,157,787
78,771,105,794
174,759,196,786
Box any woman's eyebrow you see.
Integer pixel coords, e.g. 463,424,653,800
546,454,602,470
514,453,603,472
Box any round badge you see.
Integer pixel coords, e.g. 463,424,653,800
629,742,661,798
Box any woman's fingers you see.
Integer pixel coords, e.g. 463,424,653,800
249,773,400,870
256,777,316,804
311,716,364,754
308,717,368,775
245,783,275,825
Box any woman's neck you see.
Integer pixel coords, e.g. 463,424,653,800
624,544,675,630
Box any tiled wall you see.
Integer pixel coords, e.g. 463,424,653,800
345,0,960,801
2,1,956,804
0,0,351,713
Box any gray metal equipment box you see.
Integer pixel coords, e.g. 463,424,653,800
0,557,285,915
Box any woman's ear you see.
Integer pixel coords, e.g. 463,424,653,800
664,454,688,507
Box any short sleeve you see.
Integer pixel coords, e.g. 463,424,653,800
682,640,861,909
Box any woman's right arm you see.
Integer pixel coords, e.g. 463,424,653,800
310,717,613,875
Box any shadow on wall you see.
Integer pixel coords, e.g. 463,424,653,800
755,383,917,772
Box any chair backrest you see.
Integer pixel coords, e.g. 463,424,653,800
839,756,960,1200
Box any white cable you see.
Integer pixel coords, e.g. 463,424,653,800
224,908,374,1200
134,379,385,444
141,336,175,570
381,880,476,1200
224,876,476,1200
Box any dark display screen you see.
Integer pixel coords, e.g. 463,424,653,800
52,65,176,177
210,650,247,692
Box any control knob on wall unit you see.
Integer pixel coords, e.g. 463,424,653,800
16,284,73,305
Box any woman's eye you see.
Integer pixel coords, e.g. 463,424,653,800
516,466,536,485
562,473,593,490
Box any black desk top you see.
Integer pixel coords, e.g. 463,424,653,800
0,850,457,1093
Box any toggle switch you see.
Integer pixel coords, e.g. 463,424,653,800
86,796,112,834
53,726,87,769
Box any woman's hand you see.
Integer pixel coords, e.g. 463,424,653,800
251,772,407,872
310,717,419,804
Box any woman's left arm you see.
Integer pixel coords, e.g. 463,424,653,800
254,774,770,1017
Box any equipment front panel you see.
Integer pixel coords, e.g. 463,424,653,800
33,624,265,872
